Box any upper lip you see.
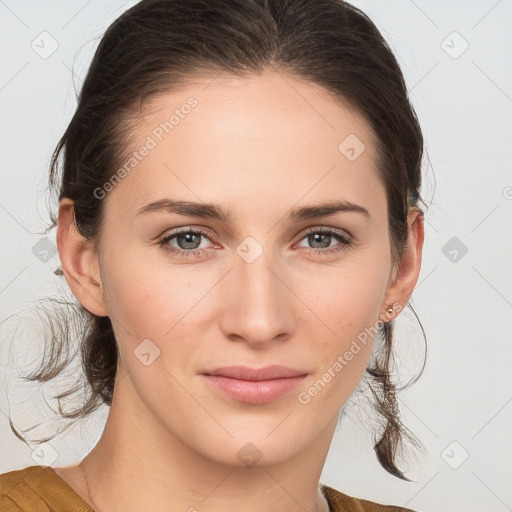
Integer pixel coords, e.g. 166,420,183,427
202,365,307,381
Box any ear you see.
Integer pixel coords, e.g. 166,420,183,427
380,208,424,320
56,198,108,317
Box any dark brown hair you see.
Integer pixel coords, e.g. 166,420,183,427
12,0,429,480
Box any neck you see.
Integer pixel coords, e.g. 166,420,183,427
77,369,336,512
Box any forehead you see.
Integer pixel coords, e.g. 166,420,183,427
106,69,384,219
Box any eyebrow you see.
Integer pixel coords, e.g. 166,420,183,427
136,198,370,223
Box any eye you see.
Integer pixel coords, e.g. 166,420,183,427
295,227,352,256
157,227,217,259
157,226,352,259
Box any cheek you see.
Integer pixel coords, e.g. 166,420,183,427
101,246,207,337
99,246,226,380
302,259,389,341
298,254,390,395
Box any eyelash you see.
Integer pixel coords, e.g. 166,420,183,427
157,226,352,259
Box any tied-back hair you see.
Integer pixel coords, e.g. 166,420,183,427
9,0,429,480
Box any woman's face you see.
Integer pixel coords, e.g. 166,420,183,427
84,70,406,466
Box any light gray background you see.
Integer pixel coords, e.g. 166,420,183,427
1,1,511,511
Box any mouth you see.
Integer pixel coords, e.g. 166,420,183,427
201,365,307,405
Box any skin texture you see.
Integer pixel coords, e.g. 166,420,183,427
54,69,424,512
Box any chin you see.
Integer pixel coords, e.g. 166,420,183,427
188,418,316,469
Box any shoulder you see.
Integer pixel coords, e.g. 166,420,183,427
0,466,43,511
0,465,93,512
322,484,416,512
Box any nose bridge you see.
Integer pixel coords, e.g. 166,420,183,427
238,244,280,300
221,240,293,345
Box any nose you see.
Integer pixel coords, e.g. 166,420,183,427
219,248,295,349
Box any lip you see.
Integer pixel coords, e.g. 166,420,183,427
201,365,307,404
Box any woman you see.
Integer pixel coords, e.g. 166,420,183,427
0,0,426,510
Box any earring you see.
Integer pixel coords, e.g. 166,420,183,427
386,305,394,315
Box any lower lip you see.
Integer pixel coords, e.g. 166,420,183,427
203,375,307,404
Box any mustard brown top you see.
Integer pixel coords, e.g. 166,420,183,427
0,465,415,511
